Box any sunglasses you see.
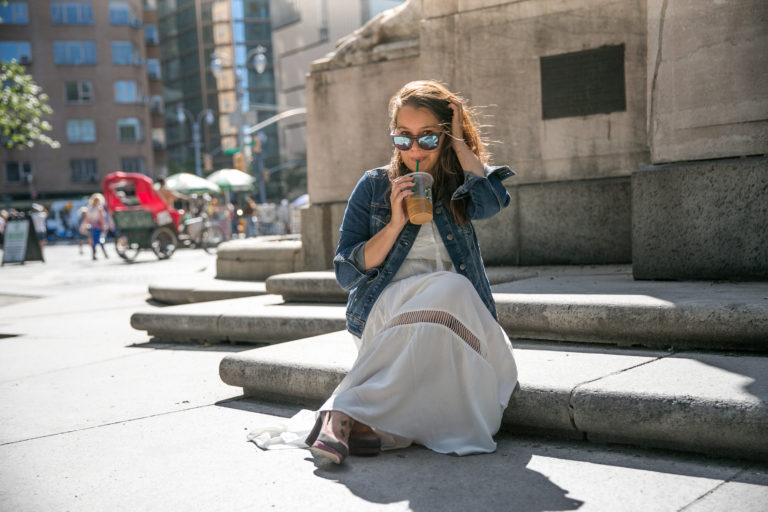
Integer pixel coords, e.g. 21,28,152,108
391,132,441,151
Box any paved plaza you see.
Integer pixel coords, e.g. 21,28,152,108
0,244,766,511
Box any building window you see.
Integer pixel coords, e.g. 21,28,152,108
152,127,165,149
150,95,164,114
53,41,96,65
0,41,31,64
144,0,157,10
109,1,138,26
70,159,98,183
51,2,94,25
147,58,161,80
0,2,29,24
112,41,139,65
114,81,141,103
117,118,142,142
120,157,146,173
145,24,159,45
66,119,96,143
65,81,93,104
5,161,31,184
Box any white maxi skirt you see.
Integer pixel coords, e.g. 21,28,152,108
319,271,518,455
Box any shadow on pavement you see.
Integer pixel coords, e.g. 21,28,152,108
308,443,583,511
219,399,581,510
128,341,256,352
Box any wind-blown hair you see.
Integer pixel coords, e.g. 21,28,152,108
387,80,487,224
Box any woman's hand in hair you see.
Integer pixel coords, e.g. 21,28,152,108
448,98,484,176
448,97,465,146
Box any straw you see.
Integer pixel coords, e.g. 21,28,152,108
416,159,419,172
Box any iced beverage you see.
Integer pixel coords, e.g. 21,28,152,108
405,172,434,225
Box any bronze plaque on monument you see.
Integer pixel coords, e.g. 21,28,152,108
540,44,626,120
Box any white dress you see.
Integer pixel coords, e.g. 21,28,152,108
318,222,518,455
247,223,518,455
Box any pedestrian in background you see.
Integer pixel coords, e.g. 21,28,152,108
30,204,48,247
0,209,8,249
86,193,108,260
244,197,258,237
77,206,89,255
277,199,291,235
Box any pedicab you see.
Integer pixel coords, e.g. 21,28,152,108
102,172,181,261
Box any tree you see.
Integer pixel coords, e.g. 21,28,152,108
0,60,60,150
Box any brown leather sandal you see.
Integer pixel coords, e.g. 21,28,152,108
305,412,350,464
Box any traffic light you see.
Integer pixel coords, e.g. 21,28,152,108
233,152,246,172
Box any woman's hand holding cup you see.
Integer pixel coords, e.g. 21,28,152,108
390,175,414,229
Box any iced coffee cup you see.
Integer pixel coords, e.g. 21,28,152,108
405,172,434,225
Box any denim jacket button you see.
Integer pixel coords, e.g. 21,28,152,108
459,263,467,270
446,233,454,241
435,207,442,214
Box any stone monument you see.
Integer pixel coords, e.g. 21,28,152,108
302,0,767,280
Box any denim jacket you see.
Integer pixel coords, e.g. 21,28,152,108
334,164,515,337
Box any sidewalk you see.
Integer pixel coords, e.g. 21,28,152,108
0,245,766,511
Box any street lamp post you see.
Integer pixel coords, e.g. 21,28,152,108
176,107,215,176
248,45,268,204
211,45,269,201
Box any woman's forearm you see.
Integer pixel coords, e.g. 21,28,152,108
453,141,484,177
362,222,403,269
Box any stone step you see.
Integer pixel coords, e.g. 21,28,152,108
263,265,547,303
131,295,346,344
216,236,303,281
218,331,768,461
493,273,768,352
148,278,267,305
141,265,768,351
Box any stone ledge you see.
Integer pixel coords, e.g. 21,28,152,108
216,236,303,281
263,266,570,303
148,280,267,305
219,333,768,461
130,296,346,344
494,273,768,350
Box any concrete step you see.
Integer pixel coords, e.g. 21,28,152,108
493,272,768,351
216,236,303,280
219,332,768,461
263,265,547,303
131,295,346,344
148,278,267,305
141,265,768,351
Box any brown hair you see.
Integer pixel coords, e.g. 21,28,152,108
387,80,487,224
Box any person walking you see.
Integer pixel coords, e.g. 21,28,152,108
76,206,89,255
86,193,109,260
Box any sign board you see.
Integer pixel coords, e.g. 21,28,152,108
1,218,45,266
228,111,257,127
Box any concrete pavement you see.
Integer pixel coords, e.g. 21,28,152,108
1,244,767,511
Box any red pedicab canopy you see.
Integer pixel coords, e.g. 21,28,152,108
102,172,181,229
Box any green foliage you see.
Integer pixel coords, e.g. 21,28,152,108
0,60,60,150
